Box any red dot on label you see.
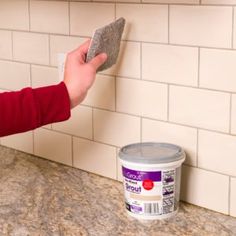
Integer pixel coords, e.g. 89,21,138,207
142,179,154,190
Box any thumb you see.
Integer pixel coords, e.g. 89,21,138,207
89,53,107,70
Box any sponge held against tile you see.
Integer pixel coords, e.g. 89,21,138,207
86,17,126,72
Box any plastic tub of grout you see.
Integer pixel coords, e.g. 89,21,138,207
119,142,185,220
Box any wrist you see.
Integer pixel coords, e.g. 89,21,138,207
64,80,87,109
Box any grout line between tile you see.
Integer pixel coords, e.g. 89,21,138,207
68,1,71,35
183,163,236,178
11,31,14,60
29,64,32,87
0,58,51,69
196,128,199,167
114,76,117,111
232,7,234,49
168,4,170,44
0,58,55,69
167,84,170,121
92,108,94,141
130,76,233,94
197,47,200,87
140,42,142,79
28,0,31,31
91,106,236,136
140,117,142,143
229,93,232,134
47,34,50,65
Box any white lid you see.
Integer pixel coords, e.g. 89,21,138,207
119,142,185,165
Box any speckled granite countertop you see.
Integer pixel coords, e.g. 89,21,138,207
0,145,236,236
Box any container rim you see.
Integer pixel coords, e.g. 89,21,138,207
119,142,185,165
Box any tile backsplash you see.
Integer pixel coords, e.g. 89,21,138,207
0,0,235,217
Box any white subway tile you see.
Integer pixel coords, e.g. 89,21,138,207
200,49,236,92
13,32,49,65
170,6,232,48
82,74,115,111
143,0,198,3
230,177,236,217
31,65,58,88
0,0,29,30
103,41,141,79
203,0,236,4
142,119,197,166
96,0,139,2
52,105,92,139
231,94,236,134
1,132,33,154
116,78,168,120
142,43,198,86
169,86,230,132
34,128,72,166
116,4,168,43
181,166,229,214
30,1,69,34
0,30,12,60
199,130,236,176
50,35,86,66
0,61,30,90
234,7,236,49
94,109,140,147
70,2,115,37
73,137,117,179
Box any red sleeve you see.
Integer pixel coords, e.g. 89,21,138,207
0,82,71,137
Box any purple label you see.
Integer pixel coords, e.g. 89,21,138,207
122,166,161,182
131,205,142,212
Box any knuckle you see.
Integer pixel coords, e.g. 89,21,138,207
67,52,73,59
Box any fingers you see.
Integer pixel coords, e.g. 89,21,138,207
78,39,91,54
68,40,107,69
69,39,91,61
89,53,107,71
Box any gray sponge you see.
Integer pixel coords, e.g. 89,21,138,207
86,17,126,72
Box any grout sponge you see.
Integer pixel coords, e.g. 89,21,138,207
86,17,126,72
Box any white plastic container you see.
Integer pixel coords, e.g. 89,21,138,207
119,142,185,220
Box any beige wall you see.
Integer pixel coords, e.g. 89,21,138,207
0,0,236,217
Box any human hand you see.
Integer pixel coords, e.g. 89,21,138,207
63,40,107,109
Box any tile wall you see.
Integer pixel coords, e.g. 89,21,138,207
0,0,236,217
